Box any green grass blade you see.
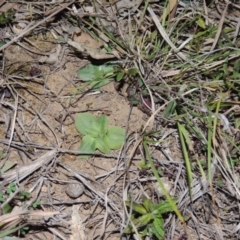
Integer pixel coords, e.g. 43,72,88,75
177,122,193,199
0,223,28,238
207,114,213,184
143,138,184,223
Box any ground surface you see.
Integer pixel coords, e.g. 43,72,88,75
1,1,240,240
1,30,150,239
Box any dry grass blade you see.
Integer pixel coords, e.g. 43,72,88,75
147,6,186,60
210,2,229,51
0,150,57,184
0,209,59,225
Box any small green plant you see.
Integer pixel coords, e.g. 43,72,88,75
19,190,31,200
124,198,174,239
6,182,16,194
77,63,115,90
32,199,41,209
0,10,14,25
75,113,125,155
20,226,29,236
0,186,41,238
0,192,4,202
114,66,139,82
0,191,12,214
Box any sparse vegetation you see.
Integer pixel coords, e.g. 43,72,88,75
124,198,174,239
0,10,13,25
75,112,125,155
0,0,240,239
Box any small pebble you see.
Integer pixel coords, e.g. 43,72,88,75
65,181,85,199
105,25,116,34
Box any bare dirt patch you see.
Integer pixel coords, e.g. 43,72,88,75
1,31,148,239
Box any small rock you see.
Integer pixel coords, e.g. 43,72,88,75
66,181,85,199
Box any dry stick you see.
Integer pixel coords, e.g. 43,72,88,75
203,0,209,26
210,2,229,51
0,209,59,224
48,227,67,240
227,0,240,10
0,0,6,8
233,16,240,43
0,138,143,161
0,150,57,184
0,96,18,153
0,1,75,52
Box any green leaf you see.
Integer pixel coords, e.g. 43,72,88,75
85,114,108,138
164,100,176,118
79,135,96,156
116,72,125,81
132,213,153,229
152,217,164,239
6,182,16,194
139,228,148,237
75,113,97,135
232,72,240,79
19,191,31,200
233,59,240,73
94,114,108,135
143,198,154,213
0,40,5,48
125,200,148,215
32,199,41,209
77,64,98,81
138,159,151,169
106,126,125,150
177,123,193,198
124,213,153,233
223,60,229,77
77,64,114,81
153,200,174,215
0,192,4,202
128,96,139,106
137,77,144,88
150,30,157,39
197,17,206,29
232,59,240,79
98,64,115,75
3,203,12,214
95,135,111,154
90,79,111,89
20,226,29,235
128,68,138,76
85,127,101,138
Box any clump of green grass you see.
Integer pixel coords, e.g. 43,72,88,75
0,182,42,238
0,10,14,25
